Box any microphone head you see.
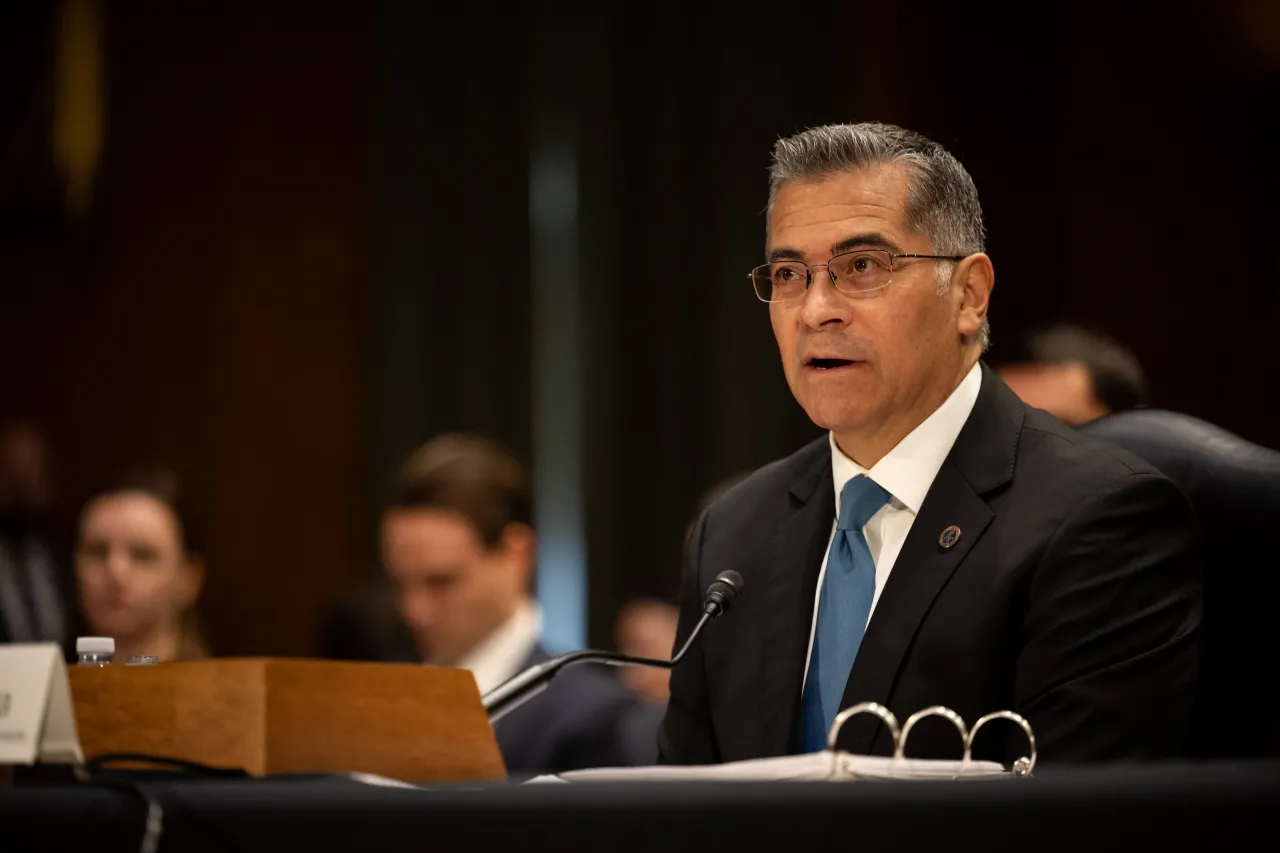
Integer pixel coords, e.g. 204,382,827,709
703,570,744,616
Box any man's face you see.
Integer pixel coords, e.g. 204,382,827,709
381,508,526,666
998,362,1109,426
615,600,678,704
768,166,972,454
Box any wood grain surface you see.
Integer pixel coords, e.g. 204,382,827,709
69,659,506,782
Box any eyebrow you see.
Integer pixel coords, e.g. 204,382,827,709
767,232,902,263
831,232,901,254
766,247,806,262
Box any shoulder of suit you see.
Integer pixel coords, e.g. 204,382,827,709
544,660,637,714
1018,406,1169,484
525,644,632,703
503,646,634,729
702,434,828,517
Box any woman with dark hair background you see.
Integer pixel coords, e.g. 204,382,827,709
71,467,207,662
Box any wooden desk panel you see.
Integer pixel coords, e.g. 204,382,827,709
69,659,506,782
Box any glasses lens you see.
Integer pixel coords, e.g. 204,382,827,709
829,251,892,295
751,262,807,302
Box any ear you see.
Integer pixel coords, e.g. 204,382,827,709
498,522,537,589
178,554,206,609
952,252,994,341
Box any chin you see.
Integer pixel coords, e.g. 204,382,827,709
88,616,140,639
424,642,459,666
803,401,873,434
792,376,880,430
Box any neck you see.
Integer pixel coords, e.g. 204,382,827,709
114,622,183,663
834,356,976,468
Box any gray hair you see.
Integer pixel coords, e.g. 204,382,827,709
768,122,991,350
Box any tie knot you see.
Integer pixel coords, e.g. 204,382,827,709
837,475,890,531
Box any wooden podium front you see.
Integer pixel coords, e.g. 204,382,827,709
68,659,507,783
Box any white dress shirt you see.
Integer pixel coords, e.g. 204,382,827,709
801,362,982,692
452,599,542,695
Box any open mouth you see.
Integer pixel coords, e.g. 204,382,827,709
806,357,858,370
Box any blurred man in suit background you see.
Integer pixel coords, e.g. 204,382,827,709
381,433,638,776
996,323,1149,426
612,596,678,764
0,418,65,646
615,598,678,706
608,472,751,763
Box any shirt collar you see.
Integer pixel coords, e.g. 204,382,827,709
830,361,983,516
451,598,542,695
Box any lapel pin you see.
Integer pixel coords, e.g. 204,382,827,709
939,525,962,549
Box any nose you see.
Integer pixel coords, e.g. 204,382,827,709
104,546,131,584
403,589,439,633
797,266,852,329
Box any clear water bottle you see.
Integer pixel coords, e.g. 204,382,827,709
76,636,115,666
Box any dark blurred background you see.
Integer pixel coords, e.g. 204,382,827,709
2,0,1277,656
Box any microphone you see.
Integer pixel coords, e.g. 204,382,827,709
482,570,743,723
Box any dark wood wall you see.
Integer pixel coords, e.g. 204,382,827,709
0,1,369,656
843,0,1280,450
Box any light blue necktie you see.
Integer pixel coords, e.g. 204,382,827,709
797,474,891,753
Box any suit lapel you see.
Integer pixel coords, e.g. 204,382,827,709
838,363,1024,754
757,437,833,757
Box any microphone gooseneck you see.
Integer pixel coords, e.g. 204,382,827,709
482,570,744,723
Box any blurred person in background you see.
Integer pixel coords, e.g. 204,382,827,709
996,323,1149,426
611,471,752,763
612,596,679,765
0,418,66,645
615,597,679,704
318,570,419,663
382,433,637,776
73,467,207,662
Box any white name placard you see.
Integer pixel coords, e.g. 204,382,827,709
0,643,83,765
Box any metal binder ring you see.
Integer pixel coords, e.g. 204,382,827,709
827,702,902,752
965,711,1037,776
894,705,969,760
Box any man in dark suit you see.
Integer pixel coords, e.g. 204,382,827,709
381,433,637,777
0,419,65,647
659,123,1202,766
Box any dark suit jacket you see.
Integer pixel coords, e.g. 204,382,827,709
659,364,1203,766
615,701,667,766
494,644,640,778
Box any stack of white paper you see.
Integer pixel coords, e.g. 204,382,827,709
545,752,1009,783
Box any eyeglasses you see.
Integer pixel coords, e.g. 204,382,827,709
748,250,967,303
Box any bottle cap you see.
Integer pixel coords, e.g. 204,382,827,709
76,636,115,654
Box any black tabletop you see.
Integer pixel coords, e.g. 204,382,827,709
5,760,1279,853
